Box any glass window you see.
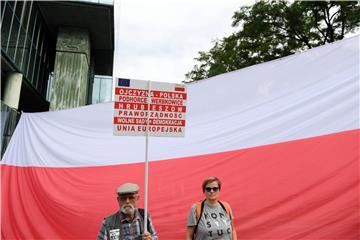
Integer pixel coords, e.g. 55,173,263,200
6,17,20,60
33,55,41,89
46,72,54,102
40,63,50,97
14,1,23,18
27,44,37,84
1,1,6,25
2,1,54,100
15,1,32,67
92,75,113,104
22,8,37,75
19,1,33,71
37,62,45,95
6,1,15,10
1,1,15,25
27,14,41,83
1,3,13,51
20,1,32,27
14,27,26,66
33,23,45,90
7,1,23,61
37,39,49,96
76,0,113,5
21,38,31,73
99,0,113,4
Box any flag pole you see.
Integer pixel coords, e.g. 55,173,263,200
144,80,151,233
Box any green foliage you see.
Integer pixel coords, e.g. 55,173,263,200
185,0,360,82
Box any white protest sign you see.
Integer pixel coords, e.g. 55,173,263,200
113,78,187,137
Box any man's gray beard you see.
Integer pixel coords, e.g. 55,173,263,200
121,204,135,215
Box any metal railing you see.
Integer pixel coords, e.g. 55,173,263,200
1,101,21,158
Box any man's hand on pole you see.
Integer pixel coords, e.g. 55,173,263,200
142,231,152,240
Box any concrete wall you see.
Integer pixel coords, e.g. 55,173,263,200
50,27,90,110
2,72,23,110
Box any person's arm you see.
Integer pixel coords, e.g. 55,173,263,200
230,207,237,240
231,222,237,240
186,204,197,240
97,220,107,240
186,226,195,240
230,204,237,240
145,214,158,240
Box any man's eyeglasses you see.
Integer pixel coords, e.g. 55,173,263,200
119,195,137,201
205,187,219,192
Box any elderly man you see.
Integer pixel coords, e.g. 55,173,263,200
97,183,158,240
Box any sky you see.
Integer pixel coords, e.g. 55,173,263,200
113,0,256,84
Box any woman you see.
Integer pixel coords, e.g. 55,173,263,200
186,177,237,240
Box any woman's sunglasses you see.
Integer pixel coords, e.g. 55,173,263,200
205,187,219,192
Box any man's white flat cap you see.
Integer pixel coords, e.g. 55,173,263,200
116,183,140,195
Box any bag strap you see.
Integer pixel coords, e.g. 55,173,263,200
192,200,205,240
218,200,231,220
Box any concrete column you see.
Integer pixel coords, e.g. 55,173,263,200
50,27,90,110
2,72,23,109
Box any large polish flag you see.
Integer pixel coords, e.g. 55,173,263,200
1,36,359,239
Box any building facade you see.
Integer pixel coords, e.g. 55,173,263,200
1,0,114,156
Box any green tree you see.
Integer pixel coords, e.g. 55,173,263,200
185,0,360,82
